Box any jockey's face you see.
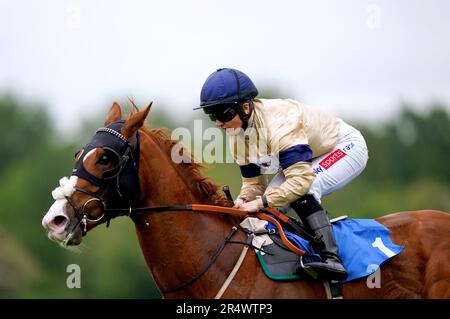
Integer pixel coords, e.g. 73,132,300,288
214,103,250,129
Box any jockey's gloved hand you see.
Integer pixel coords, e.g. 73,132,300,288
233,197,246,209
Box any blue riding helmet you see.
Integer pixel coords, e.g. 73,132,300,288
194,68,259,110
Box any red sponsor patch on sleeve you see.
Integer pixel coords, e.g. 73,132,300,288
319,149,346,170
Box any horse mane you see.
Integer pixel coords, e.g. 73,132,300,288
127,102,231,207
145,128,232,207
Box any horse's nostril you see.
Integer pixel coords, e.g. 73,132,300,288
51,215,68,229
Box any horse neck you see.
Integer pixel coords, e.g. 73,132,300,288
133,128,236,297
136,128,227,205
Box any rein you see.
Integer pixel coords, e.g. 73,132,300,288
104,204,306,256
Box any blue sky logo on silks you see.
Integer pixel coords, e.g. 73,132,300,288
267,218,404,283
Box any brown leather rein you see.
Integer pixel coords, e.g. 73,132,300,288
104,204,305,256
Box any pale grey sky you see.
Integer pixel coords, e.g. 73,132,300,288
1,0,449,133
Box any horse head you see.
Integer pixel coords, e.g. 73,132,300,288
42,102,151,246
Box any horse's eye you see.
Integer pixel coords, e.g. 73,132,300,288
98,154,110,165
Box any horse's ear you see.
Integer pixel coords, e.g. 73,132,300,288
121,102,152,138
104,102,122,126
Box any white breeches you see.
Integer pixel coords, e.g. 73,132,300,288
266,120,369,203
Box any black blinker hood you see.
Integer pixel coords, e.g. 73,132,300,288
72,120,140,204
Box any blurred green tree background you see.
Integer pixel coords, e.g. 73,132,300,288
0,92,448,298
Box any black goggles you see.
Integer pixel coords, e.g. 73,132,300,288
203,104,238,123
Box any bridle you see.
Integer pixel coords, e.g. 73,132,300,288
63,120,140,235
65,187,107,235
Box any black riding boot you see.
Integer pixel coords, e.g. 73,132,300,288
291,195,348,281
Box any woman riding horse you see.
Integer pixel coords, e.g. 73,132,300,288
195,68,369,281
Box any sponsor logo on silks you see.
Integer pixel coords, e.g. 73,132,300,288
319,149,347,170
313,166,323,175
343,142,355,152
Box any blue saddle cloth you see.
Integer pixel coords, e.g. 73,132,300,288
266,218,404,283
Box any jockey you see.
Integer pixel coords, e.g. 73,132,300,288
194,68,369,281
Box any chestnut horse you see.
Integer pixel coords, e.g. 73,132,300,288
42,102,450,298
